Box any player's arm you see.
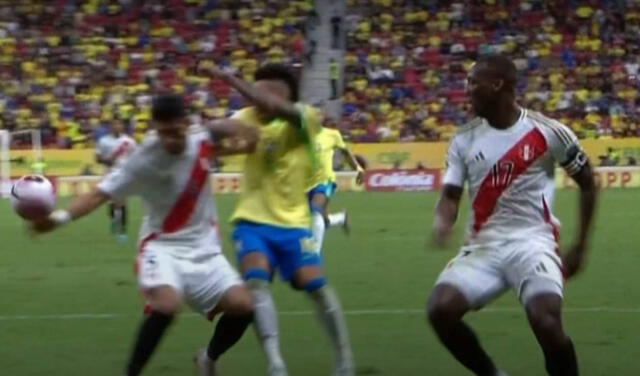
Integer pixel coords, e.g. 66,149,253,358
207,118,259,156
432,136,466,247
30,188,111,234
338,147,365,185
563,154,598,279
200,65,302,127
433,184,463,247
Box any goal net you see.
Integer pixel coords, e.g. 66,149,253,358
0,129,43,198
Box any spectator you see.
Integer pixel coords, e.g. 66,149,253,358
331,11,342,49
330,58,340,100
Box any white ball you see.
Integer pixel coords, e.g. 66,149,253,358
10,175,57,221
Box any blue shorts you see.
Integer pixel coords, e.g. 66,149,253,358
233,221,321,281
308,181,338,201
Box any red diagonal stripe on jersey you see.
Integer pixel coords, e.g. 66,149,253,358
472,127,548,234
162,141,212,233
111,140,131,161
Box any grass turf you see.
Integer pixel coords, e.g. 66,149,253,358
0,190,638,376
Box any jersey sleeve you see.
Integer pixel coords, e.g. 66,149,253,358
96,138,108,159
96,157,141,200
334,130,347,149
546,121,588,175
442,136,467,187
296,103,322,140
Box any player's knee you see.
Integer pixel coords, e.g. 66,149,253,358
526,296,566,344
302,277,327,293
427,285,468,327
151,298,182,315
224,286,255,316
243,267,271,283
147,287,182,315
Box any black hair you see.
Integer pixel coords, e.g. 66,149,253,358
476,54,518,90
152,94,186,121
254,64,299,102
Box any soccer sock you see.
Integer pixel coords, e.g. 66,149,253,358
543,337,578,376
125,311,174,376
328,212,346,227
121,204,128,234
109,203,115,232
247,278,287,373
309,285,353,371
207,313,253,361
311,210,326,254
114,207,124,234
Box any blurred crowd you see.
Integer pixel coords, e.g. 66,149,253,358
0,0,311,147
342,0,640,142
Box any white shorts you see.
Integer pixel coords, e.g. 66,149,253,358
435,238,563,309
137,242,242,318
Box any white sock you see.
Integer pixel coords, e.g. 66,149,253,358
328,212,346,227
310,286,353,375
248,279,287,375
311,211,326,254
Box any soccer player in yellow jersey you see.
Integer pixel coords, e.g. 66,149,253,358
201,64,354,376
308,120,364,254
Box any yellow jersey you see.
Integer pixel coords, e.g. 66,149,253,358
231,104,321,228
310,127,346,187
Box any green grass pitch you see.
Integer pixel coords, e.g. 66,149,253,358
1,190,639,375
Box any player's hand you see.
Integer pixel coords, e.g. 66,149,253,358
28,218,58,236
562,244,587,279
355,168,365,185
431,222,453,249
198,63,226,78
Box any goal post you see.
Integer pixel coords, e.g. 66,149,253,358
0,129,44,198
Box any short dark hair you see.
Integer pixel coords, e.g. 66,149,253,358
476,54,518,90
254,64,299,102
152,94,186,121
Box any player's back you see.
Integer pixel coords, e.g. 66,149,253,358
100,125,221,255
448,109,581,245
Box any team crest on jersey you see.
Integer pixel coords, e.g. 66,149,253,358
521,144,535,162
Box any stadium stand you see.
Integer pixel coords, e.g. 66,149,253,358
0,0,312,147
342,0,640,142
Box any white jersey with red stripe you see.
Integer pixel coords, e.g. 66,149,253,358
97,125,221,258
444,109,587,246
96,134,137,166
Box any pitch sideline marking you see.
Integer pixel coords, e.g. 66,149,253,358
1,307,640,321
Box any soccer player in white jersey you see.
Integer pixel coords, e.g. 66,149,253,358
427,55,597,376
31,95,260,376
96,119,137,241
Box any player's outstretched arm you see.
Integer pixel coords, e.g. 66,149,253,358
562,159,598,279
200,65,302,127
339,147,365,185
433,184,463,248
208,119,259,156
30,188,111,234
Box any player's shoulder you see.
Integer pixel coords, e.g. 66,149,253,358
525,109,576,143
454,117,484,136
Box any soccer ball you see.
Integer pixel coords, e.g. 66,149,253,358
10,175,57,221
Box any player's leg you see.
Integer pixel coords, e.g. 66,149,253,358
108,202,116,233
186,254,254,376
507,243,577,376
233,222,287,376
113,199,128,241
525,294,577,376
281,229,353,376
125,248,183,376
309,186,330,254
427,247,508,376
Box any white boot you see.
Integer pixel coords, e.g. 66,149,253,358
194,348,217,376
